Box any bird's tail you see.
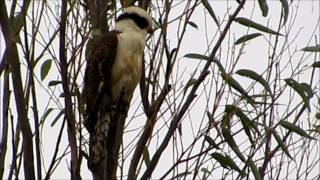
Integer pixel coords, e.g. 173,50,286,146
88,110,111,169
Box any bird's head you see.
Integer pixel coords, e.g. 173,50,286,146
115,6,153,36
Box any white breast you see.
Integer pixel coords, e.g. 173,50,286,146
110,32,145,102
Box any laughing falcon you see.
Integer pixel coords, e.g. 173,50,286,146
84,6,153,168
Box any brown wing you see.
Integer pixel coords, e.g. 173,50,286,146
84,30,120,132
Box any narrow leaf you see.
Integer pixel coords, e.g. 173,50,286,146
206,111,214,123
221,74,255,106
48,80,62,86
59,92,78,97
272,130,294,160
258,0,269,17
280,121,315,139
41,108,54,124
279,0,289,25
184,53,226,75
235,33,262,45
312,61,320,68
184,78,197,95
187,21,198,29
143,146,150,167
236,69,272,95
204,135,220,149
40,59,52,81
51,108,65,127
184,53,210,61
301,45,320,52
247,158,261,180
285,78,311,111
211,153,242,174
201,0,219,26
222,107,246,162
201,167,211,179
235,17,283,36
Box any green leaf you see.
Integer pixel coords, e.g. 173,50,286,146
201,0,219,26
184,53,210,61
301,45,320,52
187,21,198,29
206,111,214,123
312,61,320,68
236,69,272,95
41,108,54,124
32,58,41,69
316,113,320,119
235,17,283,36
201,167,211,180
40,59,52,81
222,107,246,162
48,80,62,86
235,33,262,45
279,0,289,25
285,78,312,111
280,121,315,139
184,53,227,75
272,130,294,160
184,78,197,95
221,74,255,106
143,146,150,167
258,0,269,17
247,158,261,180
211,153,242,174
234,107,256,143
204,135,220,149
51,108,65,127
59,92,78,97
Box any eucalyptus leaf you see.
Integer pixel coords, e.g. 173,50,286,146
236,69,272,95
280,121,315,139
272,130,294,160
301,45,320,52
211,153,242,174
184,53,210,61
48,80,62,86
235,17,283,36
285,78,312,111
235,33,262,45
51,108,65,127
258,0,269,17
201,0,219,26
187,21,198,29
221,74,255,106
279,0,289,25
40,59,52,81
143,146,150,167
312,61,320,68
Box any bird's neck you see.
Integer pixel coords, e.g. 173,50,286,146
115,20,147,38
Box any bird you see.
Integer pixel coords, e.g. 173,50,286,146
83,6,153,172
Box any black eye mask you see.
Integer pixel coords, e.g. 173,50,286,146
116,12,149,30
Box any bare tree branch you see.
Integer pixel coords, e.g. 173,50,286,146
0,0,35,179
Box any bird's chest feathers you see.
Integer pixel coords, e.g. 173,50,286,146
110,33,144,98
